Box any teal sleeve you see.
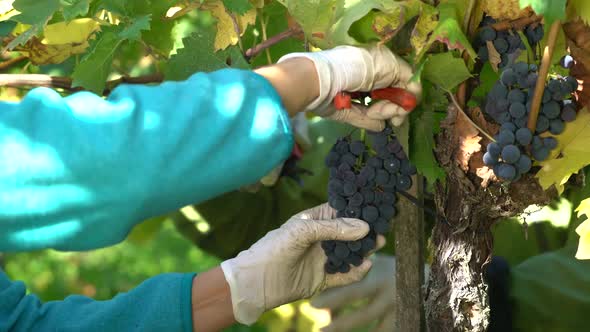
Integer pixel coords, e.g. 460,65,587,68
0,269,195,332
0,68,293,252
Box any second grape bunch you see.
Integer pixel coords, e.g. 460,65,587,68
483,61,578,181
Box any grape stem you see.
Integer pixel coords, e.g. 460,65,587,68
0,55,26,71
397,190,449,225
527,20,562,132
490,14,543,31
446,90,496,142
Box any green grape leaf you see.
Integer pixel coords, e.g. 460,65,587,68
141,0,176,56
71,26,125,94
119,14,151,41
536,109,590,194
468,62,499,107
61,0,90,21
418,3,476,60
277,0,415,48
3,23,40,51
99,0,150,17
12,0,60,25
223,0,252,15
165,26,249,81
569,0,590,24
519,0,565,26
422,52,472,91
410,82,447,186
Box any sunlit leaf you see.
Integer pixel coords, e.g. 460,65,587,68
536,110,590,193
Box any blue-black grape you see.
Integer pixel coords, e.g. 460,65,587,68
349,192,364,207
345,205,361,218
549,119,565,135
334,242,350,259
484,152,499,166
542,101,560,119
501,145,521,164
361,205,379,222
509,102,526,118
501,69,517,86
487,142,502,157
347,240,362,252
508,89,526,103
375,169,389,185
384,158,401,173
397,175,412,191
535,115,549,133
480,26,497,41
497,130,515,146
544,137,558,150
350,140,366,156
378,204,396,219
561,106,576,122
501,122,516,132
532,146,550,161
515,128,532,145
516,155,532,173
330,195,347,211
497,163,516,180
560,55,574,69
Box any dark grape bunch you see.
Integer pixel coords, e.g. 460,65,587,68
476,16,544,69
322,127,417,274
483,60,578,181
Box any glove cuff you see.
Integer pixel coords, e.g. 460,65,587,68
220,259,265,325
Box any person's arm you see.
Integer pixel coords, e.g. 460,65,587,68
1,204,374,332
0,68,296,252
0,268,197,332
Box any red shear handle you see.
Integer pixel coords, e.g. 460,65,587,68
333,87,418,112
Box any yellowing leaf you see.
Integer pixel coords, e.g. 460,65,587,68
18,18,99,65
210,1,256,51
411,4,438,60
536,109,590,193
42,18,99,44
575,201,590,259
568,0,590,25
0,0,19,22
484,0,532,20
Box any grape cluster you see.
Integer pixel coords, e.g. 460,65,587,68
323,127,417,274
476,17,535,69
483,61,578,181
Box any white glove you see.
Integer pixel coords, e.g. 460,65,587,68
220,203,375,325
311,254,430,332
278,45,422,130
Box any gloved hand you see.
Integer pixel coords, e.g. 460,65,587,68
278,45,422,130
311,254,430,332
220,203,379,325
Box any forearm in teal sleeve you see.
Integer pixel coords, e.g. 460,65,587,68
0,69,293,252
0,269,195,332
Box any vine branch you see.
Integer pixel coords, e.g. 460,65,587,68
0,73,164,95
0,55,27,71
244,26,302,60
527,20,561,132
447,90,496,142
491,14,543,31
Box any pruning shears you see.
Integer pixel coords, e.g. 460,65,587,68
333,87,418,112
